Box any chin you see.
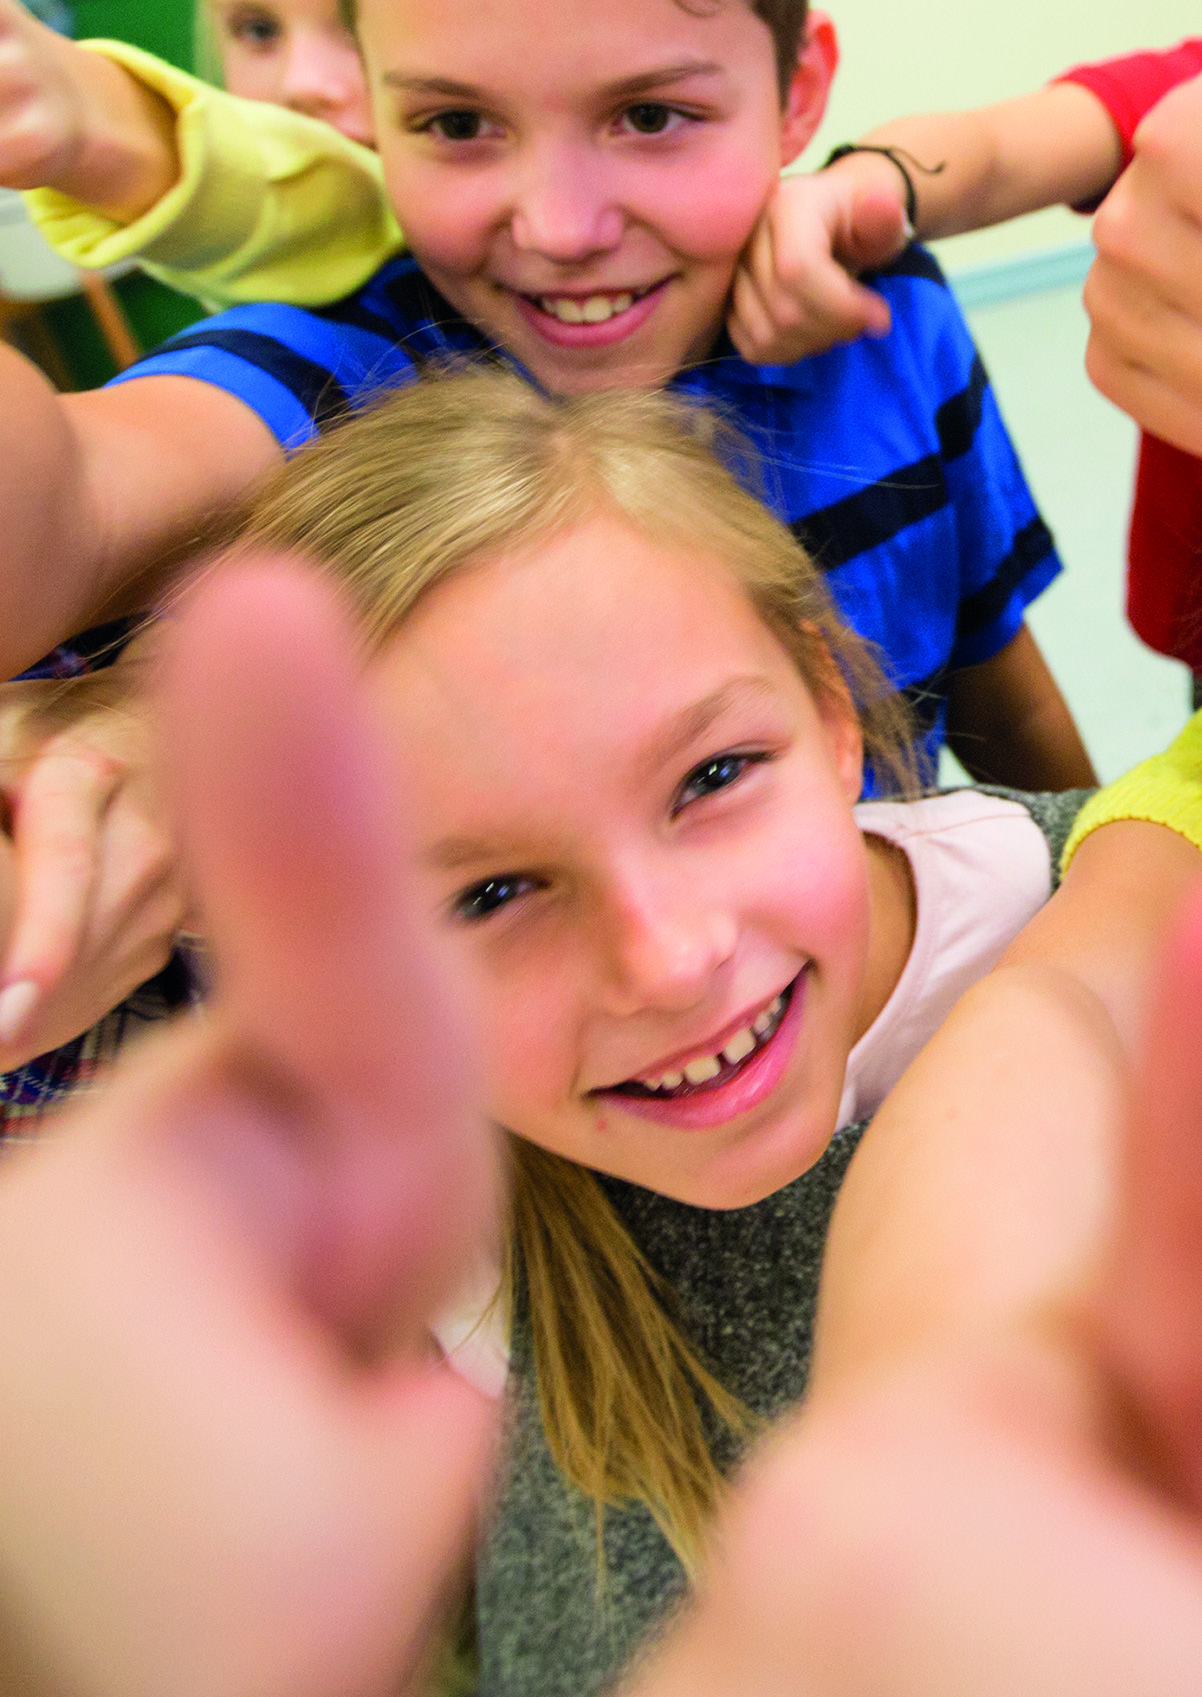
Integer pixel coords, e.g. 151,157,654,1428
684,1121,839,1211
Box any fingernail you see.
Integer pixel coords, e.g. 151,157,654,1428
0,979,38,1045
902,216,915,242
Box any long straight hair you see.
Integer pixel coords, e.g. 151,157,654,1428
237,368,915,1568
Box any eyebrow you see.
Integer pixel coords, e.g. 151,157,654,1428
634,675,779,785
425,675,779,873
381,60,727,104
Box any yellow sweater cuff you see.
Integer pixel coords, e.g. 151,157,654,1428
1061,709,1202,870
24,42,262,270
24,43,400,307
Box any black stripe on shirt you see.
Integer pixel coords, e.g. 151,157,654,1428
935,353,988,462
152,328,351,427
955,516,1057,642
319,295,409,343
792,453,947,572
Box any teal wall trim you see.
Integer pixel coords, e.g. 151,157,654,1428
948,242,1094,311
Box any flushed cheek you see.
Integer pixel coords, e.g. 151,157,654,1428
648,149,780,263
476,986,586,1150
761,846,871,998
379,166,503,275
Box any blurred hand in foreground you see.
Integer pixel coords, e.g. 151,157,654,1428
0,558,499,1697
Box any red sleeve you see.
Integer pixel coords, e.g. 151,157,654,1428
1127,433,1202,670
1056,40,1202,167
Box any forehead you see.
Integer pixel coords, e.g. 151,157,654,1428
357,0,773,92
368,513,804,813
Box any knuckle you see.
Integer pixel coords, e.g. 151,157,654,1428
1090,192,1139,267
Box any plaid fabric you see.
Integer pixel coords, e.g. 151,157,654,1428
0,952,202,1140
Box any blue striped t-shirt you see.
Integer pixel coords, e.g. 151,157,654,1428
115,247,1061,784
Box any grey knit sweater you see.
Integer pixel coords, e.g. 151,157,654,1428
475,789,1088,1697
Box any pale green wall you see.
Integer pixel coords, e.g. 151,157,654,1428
798,0,1201,271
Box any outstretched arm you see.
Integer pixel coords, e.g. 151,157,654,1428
8,22,400,310
0,347,280,676
807,808,1200,1393
730,79,1122,364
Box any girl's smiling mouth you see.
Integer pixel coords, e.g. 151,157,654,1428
592,971,807,1131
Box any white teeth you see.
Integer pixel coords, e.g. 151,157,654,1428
637,990,790,1093
754,994,786,1036
543,296,584,323
722,1027,756,1065
539,291,635,325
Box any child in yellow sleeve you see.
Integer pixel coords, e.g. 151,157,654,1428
1063,708,1202,870
10,20,401,309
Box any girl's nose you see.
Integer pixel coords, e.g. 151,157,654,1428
510,149,624,264
601,877,737,1016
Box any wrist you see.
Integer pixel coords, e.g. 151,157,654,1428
822,143,933,236
47,44,178,221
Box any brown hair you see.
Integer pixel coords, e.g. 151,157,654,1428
239,367,913,1569
336,0,809,102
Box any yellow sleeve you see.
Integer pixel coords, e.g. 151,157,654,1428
22,40,403,309
1062,709,1202,870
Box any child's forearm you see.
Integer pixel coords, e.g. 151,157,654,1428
0,345,280,677
811,813,1202,1399
944,623,1097,792
831,82,1124,241
0,344,98,676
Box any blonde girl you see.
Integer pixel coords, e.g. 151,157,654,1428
194,0,373,144
229,366,1092,1697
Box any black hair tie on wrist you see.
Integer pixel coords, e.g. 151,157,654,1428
822,143,946,232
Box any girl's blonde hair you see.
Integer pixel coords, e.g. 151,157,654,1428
239,367,915,1569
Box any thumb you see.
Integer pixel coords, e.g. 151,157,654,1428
160,554,495,1344
834,186,911,272
1092,878,1202,1510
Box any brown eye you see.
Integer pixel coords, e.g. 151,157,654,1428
430,110,485,141
623,102,675,135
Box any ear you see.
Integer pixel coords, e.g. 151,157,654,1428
779,10,839,168
820,686,864,804
799,622,864,801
